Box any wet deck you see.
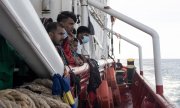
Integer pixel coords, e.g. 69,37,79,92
115,84,133,108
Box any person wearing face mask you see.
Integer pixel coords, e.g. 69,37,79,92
77,26,90,54
81,35,90,44
76,26,90,62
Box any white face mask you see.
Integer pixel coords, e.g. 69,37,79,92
82,35,89,44
64,30,68,38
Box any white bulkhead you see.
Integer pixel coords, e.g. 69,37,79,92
30,0,110,60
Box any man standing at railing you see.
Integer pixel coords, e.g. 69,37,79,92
57,11,82,67
76,26,90,62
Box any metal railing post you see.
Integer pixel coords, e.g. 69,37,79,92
104,28,143,75
88,0,163,95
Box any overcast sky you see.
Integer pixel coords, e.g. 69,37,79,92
108,0,180,59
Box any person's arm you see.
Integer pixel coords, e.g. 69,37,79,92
77,54,87,63
62,40,76,66
74,56,84,66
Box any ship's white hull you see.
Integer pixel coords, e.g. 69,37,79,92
0,0,64,77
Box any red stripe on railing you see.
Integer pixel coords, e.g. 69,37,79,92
156,85,163,96
131,72,174,108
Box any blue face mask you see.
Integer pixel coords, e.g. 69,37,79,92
82,36,89,44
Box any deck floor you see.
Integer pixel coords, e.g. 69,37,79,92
115,84,133,108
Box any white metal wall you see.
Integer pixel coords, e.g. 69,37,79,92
30,0,72,21
86,0,108,59
29,0,109,59
90,0,109,59
89,15,104,59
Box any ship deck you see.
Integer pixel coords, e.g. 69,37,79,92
115,84,133,108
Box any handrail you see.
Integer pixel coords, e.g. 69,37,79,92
104,27,143,75
87,0,163,95
89,8,143,74
66,63,89,75
98,59,114,71
132,72,174,108
66,59,114,75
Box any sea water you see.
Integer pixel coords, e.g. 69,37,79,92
121,59,180,107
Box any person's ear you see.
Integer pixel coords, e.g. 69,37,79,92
49,32,54,39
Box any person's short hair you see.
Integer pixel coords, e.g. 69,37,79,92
40,17,53,28
73,28,76,35
46,22,64,33
77,26,90,35
57,11,77,23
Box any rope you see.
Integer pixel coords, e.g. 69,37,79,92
0,79,71,108
0,89,36,108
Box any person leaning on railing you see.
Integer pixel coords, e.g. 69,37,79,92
76,26,91,63
70,38,84,66
57,11,79,67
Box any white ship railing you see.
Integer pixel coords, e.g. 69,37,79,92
65,59,114,75
89,6,143,75
87,0,163,95
104,28,143,75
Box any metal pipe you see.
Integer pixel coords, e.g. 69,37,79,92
66,59,114,75
73,0,78,29
88,0,163,95
81,0,88,26
73,0,77,15
104,28,143,74
42,0,50,11
65,63,89,75
111,23,114,56
89,8,143,74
